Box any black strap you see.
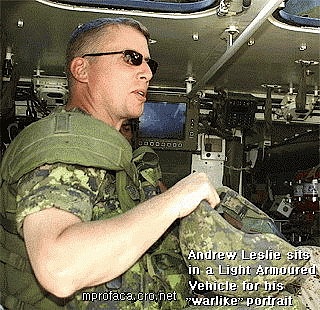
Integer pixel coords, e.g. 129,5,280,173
0,213,17,234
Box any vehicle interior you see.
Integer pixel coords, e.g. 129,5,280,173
1,0,319,246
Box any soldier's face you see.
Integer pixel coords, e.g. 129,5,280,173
86,25,153,127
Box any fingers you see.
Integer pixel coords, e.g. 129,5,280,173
192,172,220,208
169,172,220,218
206,183,220,209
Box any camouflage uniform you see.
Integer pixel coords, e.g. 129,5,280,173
15,162,190,310
2,108,319,309
0,108,190,309
180,187,320,310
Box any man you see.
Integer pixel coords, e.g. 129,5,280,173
0,18,219,309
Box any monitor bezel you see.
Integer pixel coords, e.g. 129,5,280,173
137,92,199,151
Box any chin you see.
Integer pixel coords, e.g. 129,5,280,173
132,106,144,118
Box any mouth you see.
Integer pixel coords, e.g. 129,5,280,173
134,89,147,99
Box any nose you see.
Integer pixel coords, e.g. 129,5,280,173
139,60,153,81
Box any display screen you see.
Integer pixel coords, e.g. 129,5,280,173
139,101,187,139
136,93,198,151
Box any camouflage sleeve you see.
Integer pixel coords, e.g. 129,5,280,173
16,163,106,236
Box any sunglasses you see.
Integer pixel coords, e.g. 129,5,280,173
82,49,158,75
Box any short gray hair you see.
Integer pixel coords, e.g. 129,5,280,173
65,18,150,86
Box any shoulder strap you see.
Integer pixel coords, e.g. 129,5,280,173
1,108,138,185
133,146,162,187
1,108,143,220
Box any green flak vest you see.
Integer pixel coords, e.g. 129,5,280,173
0,108,143,309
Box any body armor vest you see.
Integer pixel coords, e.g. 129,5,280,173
0,109,142,309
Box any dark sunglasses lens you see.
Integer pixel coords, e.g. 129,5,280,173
147,59,158,75
124,50,142,66
124,50,158,75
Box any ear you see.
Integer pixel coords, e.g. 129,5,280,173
69,57,89,82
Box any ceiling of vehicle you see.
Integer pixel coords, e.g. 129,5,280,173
1,0,319,96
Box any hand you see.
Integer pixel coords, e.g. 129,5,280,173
166,172,220,219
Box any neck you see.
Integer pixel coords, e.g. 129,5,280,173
66,91,123,130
